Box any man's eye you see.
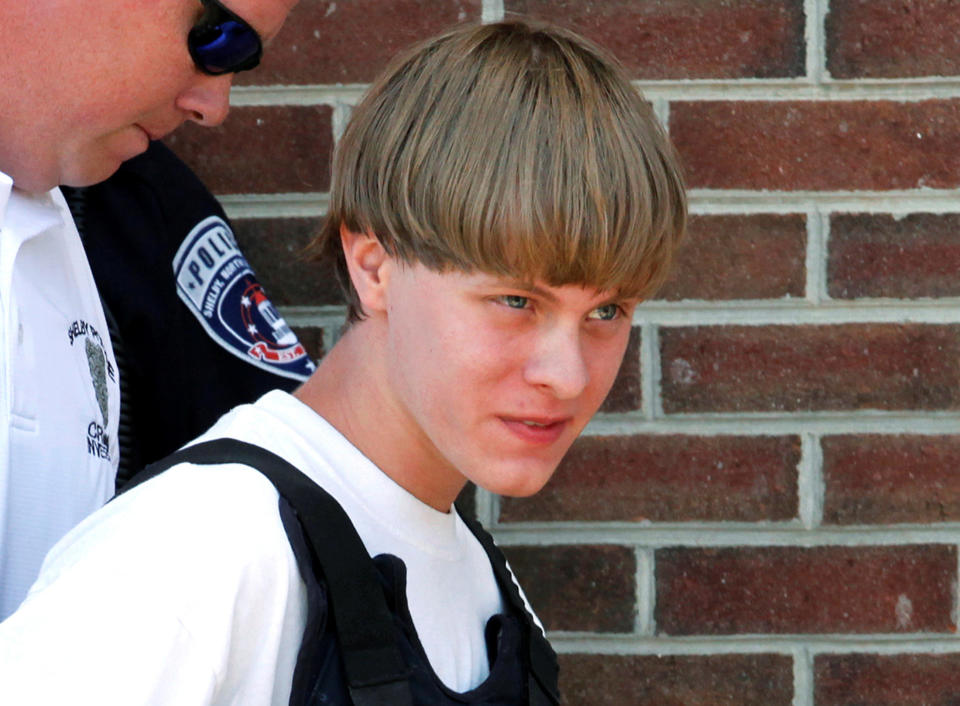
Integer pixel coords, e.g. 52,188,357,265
588,304,621,321
499,295,530,309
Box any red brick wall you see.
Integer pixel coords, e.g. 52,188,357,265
169,1,960,704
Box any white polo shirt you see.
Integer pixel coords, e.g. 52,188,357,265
0,171,120,619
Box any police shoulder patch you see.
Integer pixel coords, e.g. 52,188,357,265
173,216,316,380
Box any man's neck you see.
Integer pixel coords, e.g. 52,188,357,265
294,323,467,512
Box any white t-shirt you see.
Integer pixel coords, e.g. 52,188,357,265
0,173,120,620
0,391,508,705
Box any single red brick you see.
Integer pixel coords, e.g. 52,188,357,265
658,214,806,301
599,327,641,413
656,545,957,634
166,106,334,194
290,326,325,362
827,0,960,79
500,435,800,522
671,100,960,191
660,324,960,413
232,217,341,307
502,545,635,632
560,653,794,706
823,435,960,525
505,0,805,79
238,0,483,85
829,213,960,299
815,653,960,705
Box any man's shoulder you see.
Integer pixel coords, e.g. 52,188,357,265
79,456,291,563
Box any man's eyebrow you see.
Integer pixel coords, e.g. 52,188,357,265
496,278,632,307
500,279,560,303
503,280,634,305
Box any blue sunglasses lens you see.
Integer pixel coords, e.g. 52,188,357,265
188,1,263,76
191,20,261,74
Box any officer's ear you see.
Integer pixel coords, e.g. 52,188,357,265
340,224,390,316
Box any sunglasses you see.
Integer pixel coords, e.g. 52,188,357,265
188,0,263,76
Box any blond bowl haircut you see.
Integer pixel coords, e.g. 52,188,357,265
314,19,687,324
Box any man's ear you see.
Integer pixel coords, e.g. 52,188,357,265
341,223,390,315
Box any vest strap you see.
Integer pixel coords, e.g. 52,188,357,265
460,515,561,705
123,439,414,706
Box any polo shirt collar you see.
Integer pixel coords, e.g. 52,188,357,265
0,171,65,241
0,171,11,229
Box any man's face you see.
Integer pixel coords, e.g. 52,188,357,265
379,261,637,506
4,0,297,191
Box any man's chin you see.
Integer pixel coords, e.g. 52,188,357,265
59,154,131,189
58,165,123,189
59,132,150,188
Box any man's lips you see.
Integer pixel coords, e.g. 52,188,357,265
499,415,571,444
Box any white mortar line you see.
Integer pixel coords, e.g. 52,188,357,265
689,189,960,213
219,189,960,219
803,638,960,655
647,74,960,98
220,193,329,219
279,304,343,319
331,101,354,143
482,0,505,23
798,434,823,531
793,646,814,706
636,77,960,101
640,323,658,421
492,493,503,527
585,412,960,437
232,84,366,105
636,548,657,636
549,633,960,655
652,98,670,133
658,80,960,100
806,0,827,83
474,488,499,527
316,324,332,360
489,523,960,547
633,300,960,325
278,308,343,331
805,208,826,303
954,545,960,630
230,79,960,105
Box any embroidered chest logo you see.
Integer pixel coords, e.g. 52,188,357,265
67,319,116,460
173,216,315,380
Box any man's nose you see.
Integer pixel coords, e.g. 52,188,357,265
176,73,233,127
523,324,590,400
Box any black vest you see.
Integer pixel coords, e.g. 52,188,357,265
124,439,561,705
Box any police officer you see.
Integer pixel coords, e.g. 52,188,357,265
0,0,300,619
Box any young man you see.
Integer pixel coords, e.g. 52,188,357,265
0,0,299,619
0,19,686,705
